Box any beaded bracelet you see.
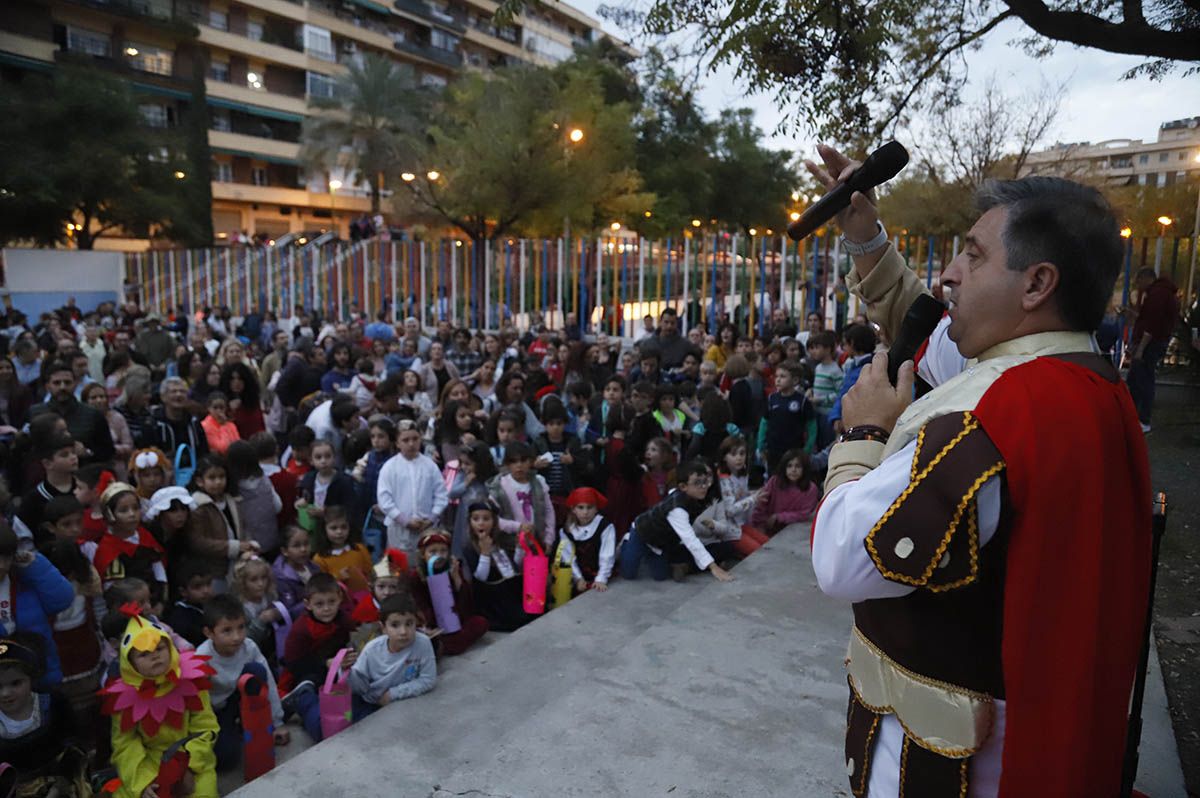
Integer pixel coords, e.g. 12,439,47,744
838,425,891,445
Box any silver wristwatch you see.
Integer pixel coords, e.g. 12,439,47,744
839,221,889,256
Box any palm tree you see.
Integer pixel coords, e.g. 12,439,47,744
301,53,427,214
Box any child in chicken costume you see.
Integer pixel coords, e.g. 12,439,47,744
100,605,219,798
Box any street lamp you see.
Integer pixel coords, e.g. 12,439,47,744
426,170,440,182
610,222,621,231
790,211,801,222
1121,227,1133,239
1157,216,1173,228
569,127,584,144
1153,216,1173,274
691,219,702,228
173,171,186,180
401,172,415,182
1189,152,1200,308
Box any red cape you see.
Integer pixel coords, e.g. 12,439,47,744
973,357,1150,796
92,526,166,579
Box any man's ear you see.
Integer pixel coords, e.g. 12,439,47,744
1021,262,1060,313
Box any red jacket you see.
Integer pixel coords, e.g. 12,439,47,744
1132,276,1179,343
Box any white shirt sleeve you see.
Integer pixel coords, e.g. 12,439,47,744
811,437,1002,603
376,458,409,528
667,507,715,572
916,316,968,389
426,459,449,519
595,523,616,585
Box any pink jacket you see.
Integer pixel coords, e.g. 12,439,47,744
751,475,819,533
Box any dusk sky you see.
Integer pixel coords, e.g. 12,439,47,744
568,2,1200,156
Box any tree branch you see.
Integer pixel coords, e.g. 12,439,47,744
1003,0,1200,60
875,10,1016,135
1121,0,1147,26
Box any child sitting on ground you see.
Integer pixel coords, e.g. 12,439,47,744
232,556,284,656
281,572,356,743
559,487,617,594
350,553,407,626
408,529,488,656
311,505,374,597
750,449,820,536
164,559,215,647
619,460,735,583
349,593,437,720
272,524,321,620
196,593,288,771
0,633,89,793
461,501,531,632
100,605,219,798
81,481,169,601
703,436,768,558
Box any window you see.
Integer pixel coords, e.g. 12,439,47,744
125,42,173,76
427,0,456,23
306,70,336,99
246,21,264,42
1137,173,1149,186
252,167,269,186
1181,152,1189,161
1139,154,1149,165
420,72,447,88
303,25,335,61
139,104,169,128
208,9,228,30
1159,152,1169,163
67,26,111,57
208,60,230,82
1157,172,1167,187
213,160,233,182
430,29,460,51
211,109,231,131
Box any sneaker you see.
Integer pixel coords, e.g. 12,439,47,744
1141,422,1152,433
280,680,315,720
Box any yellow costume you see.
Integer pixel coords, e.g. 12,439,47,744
100,606,219,798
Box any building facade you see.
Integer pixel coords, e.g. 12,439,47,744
0,0,631,247
1021,116,1200,187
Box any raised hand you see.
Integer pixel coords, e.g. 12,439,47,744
803,144,880,243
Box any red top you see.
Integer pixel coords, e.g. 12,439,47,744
973,357,1150,797
1132,276,1180,343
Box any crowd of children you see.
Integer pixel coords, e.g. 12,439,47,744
0,298,878,796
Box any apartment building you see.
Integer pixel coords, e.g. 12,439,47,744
0,0,632,246
1021,116,1200,188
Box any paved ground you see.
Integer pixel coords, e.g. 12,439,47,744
225,519,1185,797
1145,377,1200,796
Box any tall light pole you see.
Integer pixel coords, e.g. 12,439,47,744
1188,152,1200,309
563,127,585,242
1155,215,1173,275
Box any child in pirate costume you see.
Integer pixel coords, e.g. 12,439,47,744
558,488,617,593
80,482,168,602
807,148,1151,797
100,605,219,798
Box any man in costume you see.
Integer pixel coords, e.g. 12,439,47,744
807,144,1151,797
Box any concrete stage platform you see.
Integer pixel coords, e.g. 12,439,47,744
229,525,1185,797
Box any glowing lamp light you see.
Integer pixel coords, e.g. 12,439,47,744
569,128,584,143
124,47,139,56
426,170,440,181
691,219,701,228
173,170,186,179
329,179,343,191
748,228,758,236
610,222,621,231
791,191,800,202
1156,216,1173,226
789,211,801,222
401,172,416,182
455,240,463,247
1120,227,1133,238
644,210,652,218
297,237,307,244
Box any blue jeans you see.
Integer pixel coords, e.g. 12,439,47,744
619,528,736,581
352,693,380,722
214,663,269,770
1127,340,1166,423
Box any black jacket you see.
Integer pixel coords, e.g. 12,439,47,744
29,397,115,466
148,406,210,461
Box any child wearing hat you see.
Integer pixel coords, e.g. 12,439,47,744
408,529,488,656
0,632,89,792
127,447,171,517
559,487,618,593
80,482,169,600
100,605,219,798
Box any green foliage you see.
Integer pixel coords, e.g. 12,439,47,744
490,0,1200,145
394,59,650,241
0,67,199,249
1106,182,1198,237
708,109,799,235
302,54,427,214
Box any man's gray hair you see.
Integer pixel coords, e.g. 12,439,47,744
975,176,1122,332
159,376,188,398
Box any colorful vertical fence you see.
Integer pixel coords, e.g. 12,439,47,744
126,235,1197,337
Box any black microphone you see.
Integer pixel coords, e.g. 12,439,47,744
788,141,910,242
887,293,946,386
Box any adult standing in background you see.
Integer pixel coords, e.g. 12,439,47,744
1126,267,1179,433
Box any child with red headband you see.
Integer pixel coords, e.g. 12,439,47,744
559,488,618,593
408,529,489,655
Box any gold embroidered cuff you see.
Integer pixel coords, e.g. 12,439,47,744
846,626,994,758
824,440,886,493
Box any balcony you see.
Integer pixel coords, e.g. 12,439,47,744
198,25,308,69
209,129,302,163
205,80,308,116
393,0,467,33
393,38,462,68
56,0,199,35
210,181,372,212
